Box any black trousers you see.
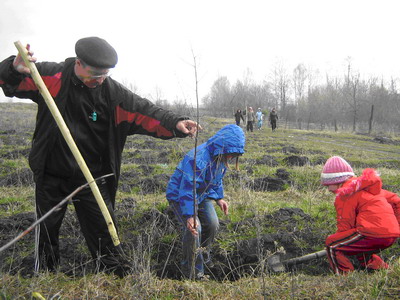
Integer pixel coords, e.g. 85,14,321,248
246,121,254,132
271,120,277,131
35,173,122,273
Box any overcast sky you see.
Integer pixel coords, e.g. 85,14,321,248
1,0,400,104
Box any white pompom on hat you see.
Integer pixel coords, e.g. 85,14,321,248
321,156,354,186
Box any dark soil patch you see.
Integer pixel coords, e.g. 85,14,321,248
304,132,333,139
256,155,279,166
158,207,330,280
0,206,330,280
282,146,301,154
0,134,31,147
283,155,310,166
275,168,290,180
119,171,171,194
120,170,142,181
138,164,155,174
137,174,170,194
0,168,34,187
0,210,88,278
224,172,252,186
312,156,328,166
373,136,400,145
0,148,30,159
251,176,287,192
227,169,290,192
122,150,170,164
0,129,17,135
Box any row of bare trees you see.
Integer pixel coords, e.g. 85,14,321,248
201,61,400,133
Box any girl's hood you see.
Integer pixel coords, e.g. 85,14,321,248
336,168,382,197
205,124,245,156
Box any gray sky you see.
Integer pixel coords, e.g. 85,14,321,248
1,0,400,104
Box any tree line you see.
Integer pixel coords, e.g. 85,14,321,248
201,61,400,134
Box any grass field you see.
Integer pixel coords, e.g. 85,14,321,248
1,103,400,299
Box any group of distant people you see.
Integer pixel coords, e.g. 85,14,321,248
234,107,278,132
0,37,399,282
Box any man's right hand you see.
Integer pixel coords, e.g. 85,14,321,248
13,44,36,74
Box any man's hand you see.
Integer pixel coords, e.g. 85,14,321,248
13,44,36,74
217,199,229,215
176,120,202,138
186,217,199,236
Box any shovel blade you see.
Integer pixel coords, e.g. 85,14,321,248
267,255,286,272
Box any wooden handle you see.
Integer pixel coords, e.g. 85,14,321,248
284,250,327,266
14,41,121,246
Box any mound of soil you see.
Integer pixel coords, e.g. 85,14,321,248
252,176,287,192
373,136,400,145
256,155,279,166
283,155,310,166
312,156,328,166
282,146,301,154
275,168,290,180
249,169,291,192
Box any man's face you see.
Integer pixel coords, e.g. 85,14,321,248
74,59,110,88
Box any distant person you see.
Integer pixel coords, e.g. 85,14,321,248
234,109,245,126
321,156,400,275
256,108,264,130
269,108,278,131
0,37,200,277
166,124,245,280
246,107,256,132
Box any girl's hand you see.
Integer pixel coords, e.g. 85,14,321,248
186,217,199,236
217,199,229,215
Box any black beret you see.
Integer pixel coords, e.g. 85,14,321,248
75,37,118,68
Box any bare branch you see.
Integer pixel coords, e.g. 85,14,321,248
0,174,114,254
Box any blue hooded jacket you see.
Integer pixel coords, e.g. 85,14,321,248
166,124,245,216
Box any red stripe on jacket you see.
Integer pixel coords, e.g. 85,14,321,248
115,105,174,137
17,72,62,97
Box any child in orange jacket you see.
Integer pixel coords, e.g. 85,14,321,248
321,156,400,274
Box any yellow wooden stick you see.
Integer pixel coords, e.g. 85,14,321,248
14,41,121,247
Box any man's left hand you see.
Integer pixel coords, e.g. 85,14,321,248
176,120,202,138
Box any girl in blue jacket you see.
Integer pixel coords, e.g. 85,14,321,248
166,124,246,279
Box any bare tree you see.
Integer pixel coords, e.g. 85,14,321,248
202,76,232,115
343,58,361,132
122,80,140,94
293,64,307,106
270,61,290,111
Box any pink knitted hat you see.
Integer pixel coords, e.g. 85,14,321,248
321,156,354,186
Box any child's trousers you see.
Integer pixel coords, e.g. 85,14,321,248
325,229,397,274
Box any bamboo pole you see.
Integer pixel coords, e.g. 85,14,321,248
14,41,121,247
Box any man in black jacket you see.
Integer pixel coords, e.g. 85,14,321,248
269,107,279,131
0,37,199,277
